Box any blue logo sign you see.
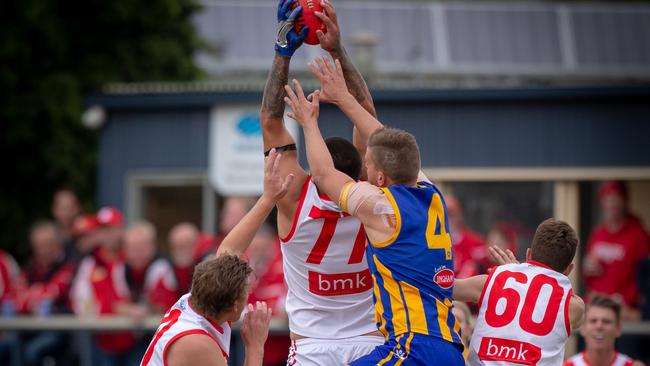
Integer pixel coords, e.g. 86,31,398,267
236,113,262,136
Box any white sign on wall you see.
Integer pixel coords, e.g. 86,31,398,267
209,105,299,196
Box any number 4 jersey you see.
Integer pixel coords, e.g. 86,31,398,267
468,261,574,366
280,177,376,339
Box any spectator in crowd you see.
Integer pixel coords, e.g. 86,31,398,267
70,207,131,366
565,295,645,366
168,222,200,296
584,181,650,321
447,195,487,278
71,213,101,256
452,301,474,361
0,250,19,305
120,221,176,315
244,225,289,366
51,188,81,247
194,197,256,259
13,221,75,366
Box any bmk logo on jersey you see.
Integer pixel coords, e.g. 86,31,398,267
433,268,454,289
308,269,372,296
478,337,541,366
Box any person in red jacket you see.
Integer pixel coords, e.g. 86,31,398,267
447,195,487,278
0,250,19,304
70,207,132,365
584,181,650,321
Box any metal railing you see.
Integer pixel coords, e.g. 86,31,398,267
0,315,289,366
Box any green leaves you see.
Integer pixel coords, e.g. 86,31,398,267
0,0,203,258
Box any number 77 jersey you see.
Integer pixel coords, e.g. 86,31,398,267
468,262,574,366
280,177,377,339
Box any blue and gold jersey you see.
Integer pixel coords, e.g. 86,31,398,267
367,181,462,346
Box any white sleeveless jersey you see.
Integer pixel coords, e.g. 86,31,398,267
280,177,376,339
468,262,574,366
565,352,634,366
140,293,231,366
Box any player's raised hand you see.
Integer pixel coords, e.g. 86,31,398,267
276,0,309,57
488,245,519,265
284,79,320,126
263,149,295,203
314,0,341,53
241,301,273,350
308,57,349,105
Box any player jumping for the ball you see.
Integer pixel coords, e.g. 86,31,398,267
286,57,465,365
262,0,384,365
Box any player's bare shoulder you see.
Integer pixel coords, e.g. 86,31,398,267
165,333,226,366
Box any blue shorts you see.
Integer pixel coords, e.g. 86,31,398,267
349,333,464,366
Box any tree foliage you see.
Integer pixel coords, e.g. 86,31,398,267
0,0,202,258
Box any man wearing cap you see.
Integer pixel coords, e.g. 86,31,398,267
584,181,650,321
70,206,141,365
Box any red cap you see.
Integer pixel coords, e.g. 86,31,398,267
96,207,124,227
72,214,100,236
598,181,628,201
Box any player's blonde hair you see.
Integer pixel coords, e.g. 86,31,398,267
368,127,421,185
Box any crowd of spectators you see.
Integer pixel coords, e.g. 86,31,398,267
0,180,648,365
0,191,288,366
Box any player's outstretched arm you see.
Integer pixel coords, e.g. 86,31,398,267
315,0,376,117
453,275,488,303
216,150,294,257
314,0,376,173
241,302,273,366
284,79,354,202
261,0,309,210
309,57,383,140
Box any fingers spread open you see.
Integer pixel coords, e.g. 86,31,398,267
284,84,298,101
293,79,306,101
308,62,324,80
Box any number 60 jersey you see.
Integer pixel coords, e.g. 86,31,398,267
280,177,376,339
468,261,574,366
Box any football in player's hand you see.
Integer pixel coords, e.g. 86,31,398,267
292,0,326,45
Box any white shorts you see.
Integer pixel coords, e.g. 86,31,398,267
287,335,384,366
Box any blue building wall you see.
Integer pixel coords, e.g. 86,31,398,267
90,87,650,208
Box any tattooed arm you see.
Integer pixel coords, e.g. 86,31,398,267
315,0,376,178
260,55,308,237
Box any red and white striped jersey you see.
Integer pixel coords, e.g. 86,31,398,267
565,352,634,366
140,293,231,366
468,261,574,366
280,177,376,339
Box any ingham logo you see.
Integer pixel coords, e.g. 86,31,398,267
433,268,454,289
